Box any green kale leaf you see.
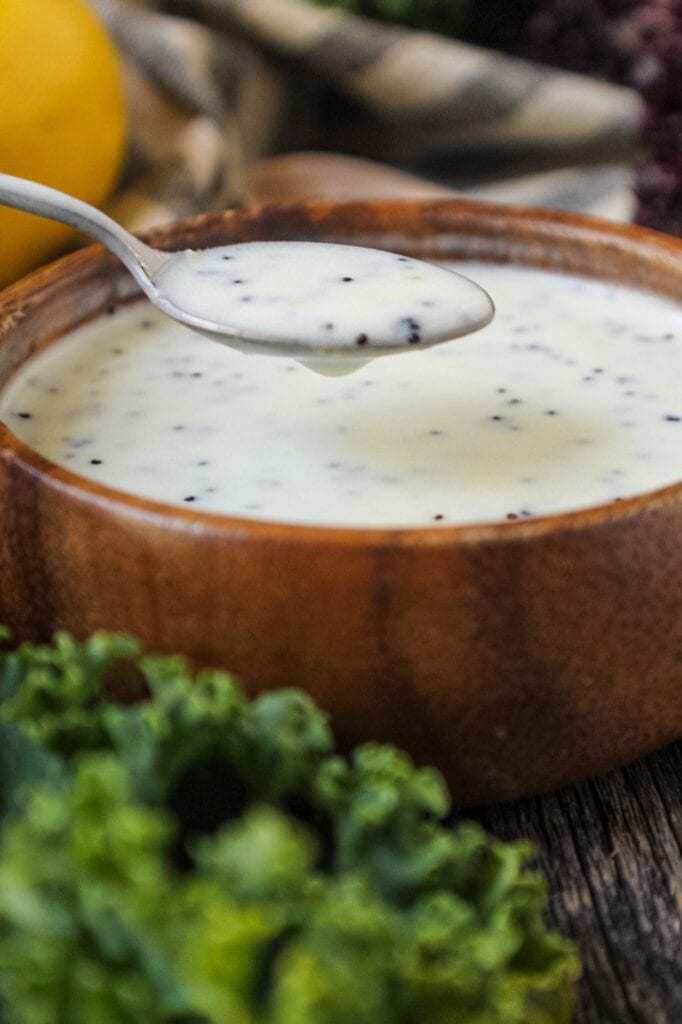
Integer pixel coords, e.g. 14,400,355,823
0,631,66,826
0,721,62,824
3,635,332,849
0,630,142,756
0,755,191,1024
0,630,580,1023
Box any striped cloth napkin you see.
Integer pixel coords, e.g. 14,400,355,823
93,0,642,230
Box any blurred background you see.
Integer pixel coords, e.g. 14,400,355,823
1,0,679,288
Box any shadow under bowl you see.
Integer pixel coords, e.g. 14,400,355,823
1,198,682,806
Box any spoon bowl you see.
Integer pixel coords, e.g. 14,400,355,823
0,175,494,370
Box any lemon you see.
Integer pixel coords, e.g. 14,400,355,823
0,0,126,288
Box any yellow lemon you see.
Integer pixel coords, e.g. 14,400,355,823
0,0,126,288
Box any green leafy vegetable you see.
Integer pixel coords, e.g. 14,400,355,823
0,630,580,1023
0,630,143,756
0,721,62,825
0,756,187,1024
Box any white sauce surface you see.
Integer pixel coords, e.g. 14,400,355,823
3,262,682,528
155,242,493,350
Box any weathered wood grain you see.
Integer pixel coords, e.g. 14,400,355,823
478,743,682,1023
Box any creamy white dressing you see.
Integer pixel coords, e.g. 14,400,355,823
155,242,493,352
3,261,682,528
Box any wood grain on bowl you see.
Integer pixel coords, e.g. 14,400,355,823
1,198,682,806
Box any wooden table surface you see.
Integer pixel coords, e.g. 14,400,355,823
477,742,682,1024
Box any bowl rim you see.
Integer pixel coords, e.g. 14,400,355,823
2,195,682,549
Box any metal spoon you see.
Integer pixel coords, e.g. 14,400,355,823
0,173,494,374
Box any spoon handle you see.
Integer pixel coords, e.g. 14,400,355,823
0,173,168,288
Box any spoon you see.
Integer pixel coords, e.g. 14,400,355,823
0,173,494,374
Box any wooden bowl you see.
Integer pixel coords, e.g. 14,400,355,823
2,198,682,807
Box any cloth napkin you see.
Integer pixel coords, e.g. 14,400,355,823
93,0,642,230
